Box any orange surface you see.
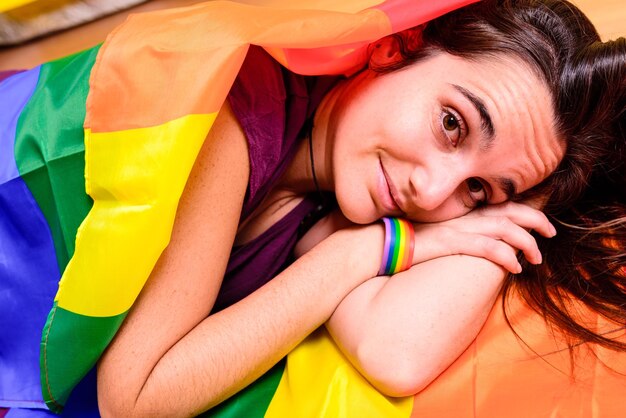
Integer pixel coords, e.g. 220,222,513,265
411,293,626,417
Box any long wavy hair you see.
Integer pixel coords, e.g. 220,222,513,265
373,0,626,350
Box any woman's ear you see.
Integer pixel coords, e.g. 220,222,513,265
369,35,402,68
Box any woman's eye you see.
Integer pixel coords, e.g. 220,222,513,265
440,108,465,146
466,177,487,206
443,113,459,131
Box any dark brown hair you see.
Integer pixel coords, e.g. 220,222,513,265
376,0,626,350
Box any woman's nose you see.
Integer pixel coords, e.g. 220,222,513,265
409,165,459,211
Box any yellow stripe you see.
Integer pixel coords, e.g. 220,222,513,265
266,328,413,417
55,113,217,317
0,0,36,12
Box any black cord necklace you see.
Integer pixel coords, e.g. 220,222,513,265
297,118,336,239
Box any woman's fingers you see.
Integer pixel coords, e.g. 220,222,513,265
450,231,522,273
410,201,558,271
446,216,542,264
469,201,557,238
412,224,522,273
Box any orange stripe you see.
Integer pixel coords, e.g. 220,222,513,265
86,2,250,132
85,2,393,132
406,221,415,270
402,219,414,270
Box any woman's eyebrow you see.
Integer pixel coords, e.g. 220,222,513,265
451,84,495,147
450,84,519,201
495,176,517,201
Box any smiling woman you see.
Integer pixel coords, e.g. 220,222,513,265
0,0,624,417
317,50,562,224
389,0,626,352
94,0,624,414
320,1,624,402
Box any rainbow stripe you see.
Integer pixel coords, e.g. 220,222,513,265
0,0,36,12
0,47,99,412
380,217,415,275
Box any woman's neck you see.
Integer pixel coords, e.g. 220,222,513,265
277,79,349,196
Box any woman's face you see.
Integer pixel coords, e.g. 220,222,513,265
321,50,564,224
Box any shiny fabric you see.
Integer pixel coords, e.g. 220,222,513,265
0,67,61,410
37,0,475,411
1,47,102,413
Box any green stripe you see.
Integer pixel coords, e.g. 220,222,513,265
15,46,104,411
202,359,286,418
15,45,99,272
390,218,401,273
40,303,127,412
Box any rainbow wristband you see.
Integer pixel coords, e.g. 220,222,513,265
378,217,415,276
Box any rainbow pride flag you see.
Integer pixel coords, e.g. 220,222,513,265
0,0,476,413
2,1,625,416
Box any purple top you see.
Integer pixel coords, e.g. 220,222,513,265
213,46,338,312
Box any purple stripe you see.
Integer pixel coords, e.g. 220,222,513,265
0,67,40,184
379,217,392,275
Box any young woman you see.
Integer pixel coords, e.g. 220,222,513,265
0,0,623,417
94,1,625,417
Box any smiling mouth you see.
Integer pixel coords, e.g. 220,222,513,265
379,159,402,214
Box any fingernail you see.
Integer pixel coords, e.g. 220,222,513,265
535,250,542,264
549,224,557,237
515,263,522,274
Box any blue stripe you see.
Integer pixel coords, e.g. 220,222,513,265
0,177,60,410
0,66,60,411
384,219,397,274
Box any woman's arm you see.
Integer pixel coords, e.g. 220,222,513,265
326,255,506,397
96,103,385,418
314,204,556,396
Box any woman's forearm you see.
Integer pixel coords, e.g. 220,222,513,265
324,203,556,397
98,226,384,418
97,101,386,418
326,254,507,397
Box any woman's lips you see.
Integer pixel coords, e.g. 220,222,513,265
378,159,401,213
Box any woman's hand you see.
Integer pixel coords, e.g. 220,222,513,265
297,201,556,275
326,201,557,397
410,201,556,274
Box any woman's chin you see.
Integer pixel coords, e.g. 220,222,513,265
338,200,380,225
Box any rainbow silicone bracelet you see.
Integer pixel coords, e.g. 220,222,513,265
378,217,415,276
